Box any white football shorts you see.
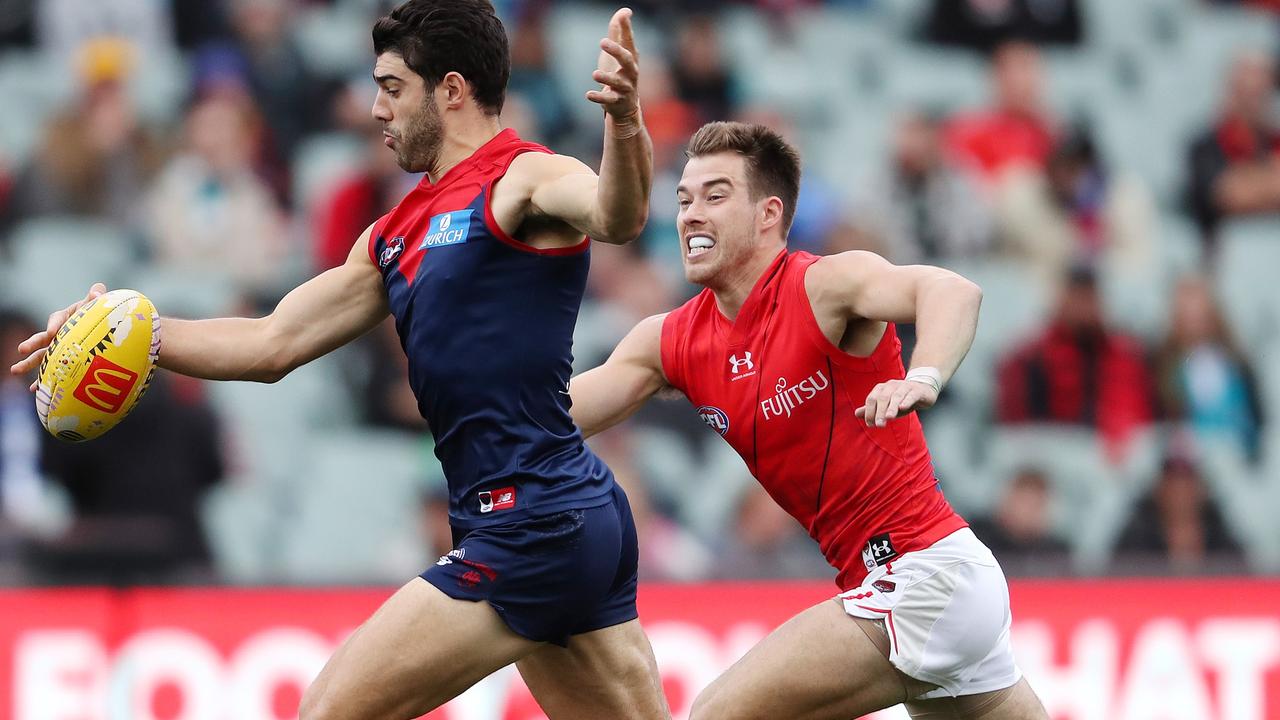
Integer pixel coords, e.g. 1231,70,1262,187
838,527,1021,699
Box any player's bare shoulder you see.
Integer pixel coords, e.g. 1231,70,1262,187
804,251,885,313
803,251,895,352
497,152,596,211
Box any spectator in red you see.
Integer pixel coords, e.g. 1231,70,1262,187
945,40,1057,186
995,266,1155,456
1186,50,1280,241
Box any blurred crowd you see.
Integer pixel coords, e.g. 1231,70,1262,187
1,0,1279,587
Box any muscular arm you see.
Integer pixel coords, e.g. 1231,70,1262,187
12,226,388,386
808,251,981,425
569,314,667,438
521,10,652,245
158,224,389,382
810,251,981,383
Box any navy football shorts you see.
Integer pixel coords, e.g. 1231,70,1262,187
420,482,639,646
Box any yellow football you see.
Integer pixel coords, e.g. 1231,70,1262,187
35,289,161,442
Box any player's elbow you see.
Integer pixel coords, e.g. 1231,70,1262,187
252,318,302,383
938,271,982,306
596,212,648,246
243,354,294,384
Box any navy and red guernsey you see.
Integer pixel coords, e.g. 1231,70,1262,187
660,250,968,589
369,129,613,529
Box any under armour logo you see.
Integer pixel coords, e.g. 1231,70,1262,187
729,352,754,374
863,533,898,568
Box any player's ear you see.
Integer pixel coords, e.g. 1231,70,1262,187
758,196,785,233
440,71,468,109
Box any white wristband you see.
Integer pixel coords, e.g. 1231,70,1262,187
904,366,943,395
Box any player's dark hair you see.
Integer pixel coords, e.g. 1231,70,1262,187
686,122,802,235
372,0,510,116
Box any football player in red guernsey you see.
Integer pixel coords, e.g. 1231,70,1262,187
13,3,673,719
570,121,1050,720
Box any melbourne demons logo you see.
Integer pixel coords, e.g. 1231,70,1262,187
379,236,405,268
72,355,139,414
696,405,730,436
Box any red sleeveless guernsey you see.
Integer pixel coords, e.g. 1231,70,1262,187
661,250,967,589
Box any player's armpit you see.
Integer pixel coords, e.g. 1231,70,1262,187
569,314,668,438
158,223,390,383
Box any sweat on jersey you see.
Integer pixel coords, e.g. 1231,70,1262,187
369,129,614,529
661,250,967,589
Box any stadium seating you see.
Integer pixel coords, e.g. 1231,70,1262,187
8,0,1280,581
1214,217,1280,358
117,266,238,320
985,424,1157,572
0,51,75,167
1195,433,1275,570
5,217,135,320
293,2,371,79
291,132,366,215
276,429,436,582
632,423,756,541
942,259,1051,420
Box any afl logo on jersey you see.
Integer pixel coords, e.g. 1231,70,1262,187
379,236,405,268
421,209,475,249
697,405,730,436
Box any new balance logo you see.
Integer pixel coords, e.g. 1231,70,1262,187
478,486,516,513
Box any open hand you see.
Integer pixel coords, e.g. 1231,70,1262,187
854,378,939,427
586,8,640,122
9,282,107,391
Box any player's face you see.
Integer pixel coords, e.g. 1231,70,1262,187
676,153,763,286
372,53,443,173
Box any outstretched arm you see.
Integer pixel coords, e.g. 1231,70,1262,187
11,223,389,386
806,251,982,426
524,8,652,245
569,313,667,438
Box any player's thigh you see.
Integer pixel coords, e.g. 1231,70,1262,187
905,678,1049,720
300,577,539,720
516,619,669,720
689,598,920,720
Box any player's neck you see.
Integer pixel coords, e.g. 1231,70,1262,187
428,115,504,183
710,247,784,321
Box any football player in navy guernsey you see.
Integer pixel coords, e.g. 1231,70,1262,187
11,2,669,718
